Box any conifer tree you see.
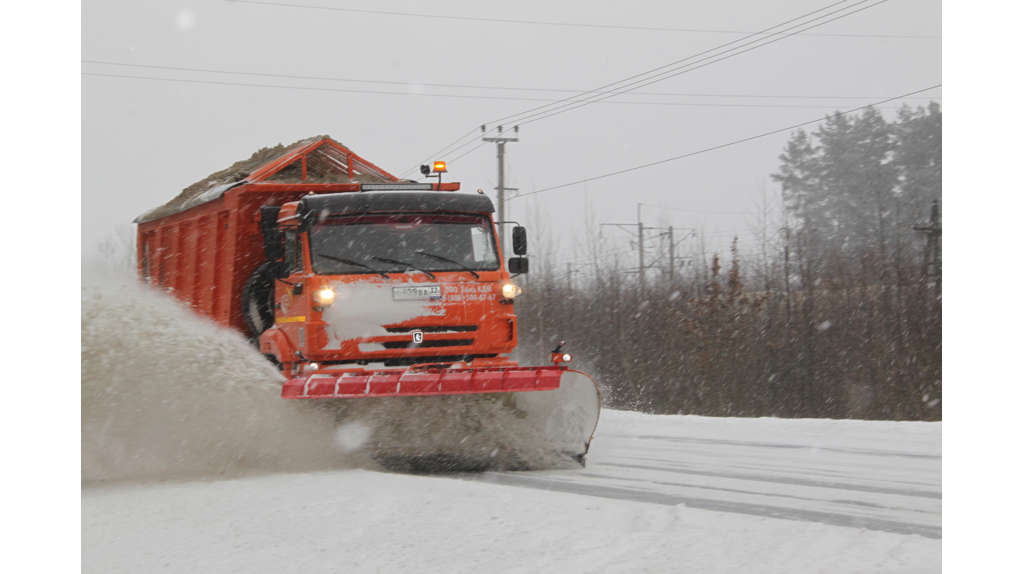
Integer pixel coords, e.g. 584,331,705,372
894,102,942,224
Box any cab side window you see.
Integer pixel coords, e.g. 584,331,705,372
294,234,304,273
284,232,303,273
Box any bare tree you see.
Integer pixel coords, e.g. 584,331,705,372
93,224,137,272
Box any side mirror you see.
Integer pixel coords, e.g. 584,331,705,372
508,257,529,274
512,226,527,255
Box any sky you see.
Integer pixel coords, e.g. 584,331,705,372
81,0,941,264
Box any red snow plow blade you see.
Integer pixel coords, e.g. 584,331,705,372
282,366,602,470
282,366,565,400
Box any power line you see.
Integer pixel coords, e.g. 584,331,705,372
480,0,878,129
81,60,940,101
88,4,929,185
231,0,939,39
436,1,893,169
400,0,888,168
447,141,489,165
85,3,902,180
401,130,493,177
509,1,890,128
511,84,941,199
86,71,925,112
644,205,783,216
79,72,546,103
699,230,770,237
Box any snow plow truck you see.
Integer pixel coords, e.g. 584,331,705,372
135,136,600,471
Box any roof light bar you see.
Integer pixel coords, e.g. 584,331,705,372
360,183,434,191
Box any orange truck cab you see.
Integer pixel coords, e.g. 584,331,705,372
251,189,531,378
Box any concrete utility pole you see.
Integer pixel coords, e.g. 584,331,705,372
482,125,519,257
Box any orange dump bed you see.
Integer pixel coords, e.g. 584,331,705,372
134,136,454,334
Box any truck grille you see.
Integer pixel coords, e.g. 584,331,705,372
385,326,478,334
382,339,475,349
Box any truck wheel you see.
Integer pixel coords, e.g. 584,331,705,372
242,262,278,338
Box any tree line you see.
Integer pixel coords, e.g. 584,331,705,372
513,104,941,421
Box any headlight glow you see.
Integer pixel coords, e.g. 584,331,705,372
313,287,335,305
502,283,523,299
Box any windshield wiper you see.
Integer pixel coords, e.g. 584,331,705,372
316,253,389,279
413,251,480,279
370,256,437,280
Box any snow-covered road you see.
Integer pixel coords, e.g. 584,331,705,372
83,410,940,573
476,410,941,539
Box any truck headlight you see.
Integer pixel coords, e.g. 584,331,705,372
501,283,523,299
313,287,335,306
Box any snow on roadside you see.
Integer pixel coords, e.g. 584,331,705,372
591,408,941,458
83,408,940,573
83,467,937,574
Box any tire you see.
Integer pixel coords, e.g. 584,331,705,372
262,354,282,370
242,261,279,338
372,454,496,475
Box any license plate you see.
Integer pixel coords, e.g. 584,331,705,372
393,285,442,301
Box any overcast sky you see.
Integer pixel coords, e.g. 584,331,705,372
82,0,941,263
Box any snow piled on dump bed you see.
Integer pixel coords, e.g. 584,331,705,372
83,409,940,574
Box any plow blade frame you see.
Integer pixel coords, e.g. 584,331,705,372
281,366,566,399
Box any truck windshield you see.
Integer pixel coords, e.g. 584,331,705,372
309,213,500,276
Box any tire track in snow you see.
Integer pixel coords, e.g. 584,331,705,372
600,461,941,499
472,472,941,538
467,423,941,539
634,435,941,460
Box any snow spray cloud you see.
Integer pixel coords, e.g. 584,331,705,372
320,392,585,472
81,269,359,482
82,269,588,478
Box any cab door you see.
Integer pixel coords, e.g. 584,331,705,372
275,230,311,350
